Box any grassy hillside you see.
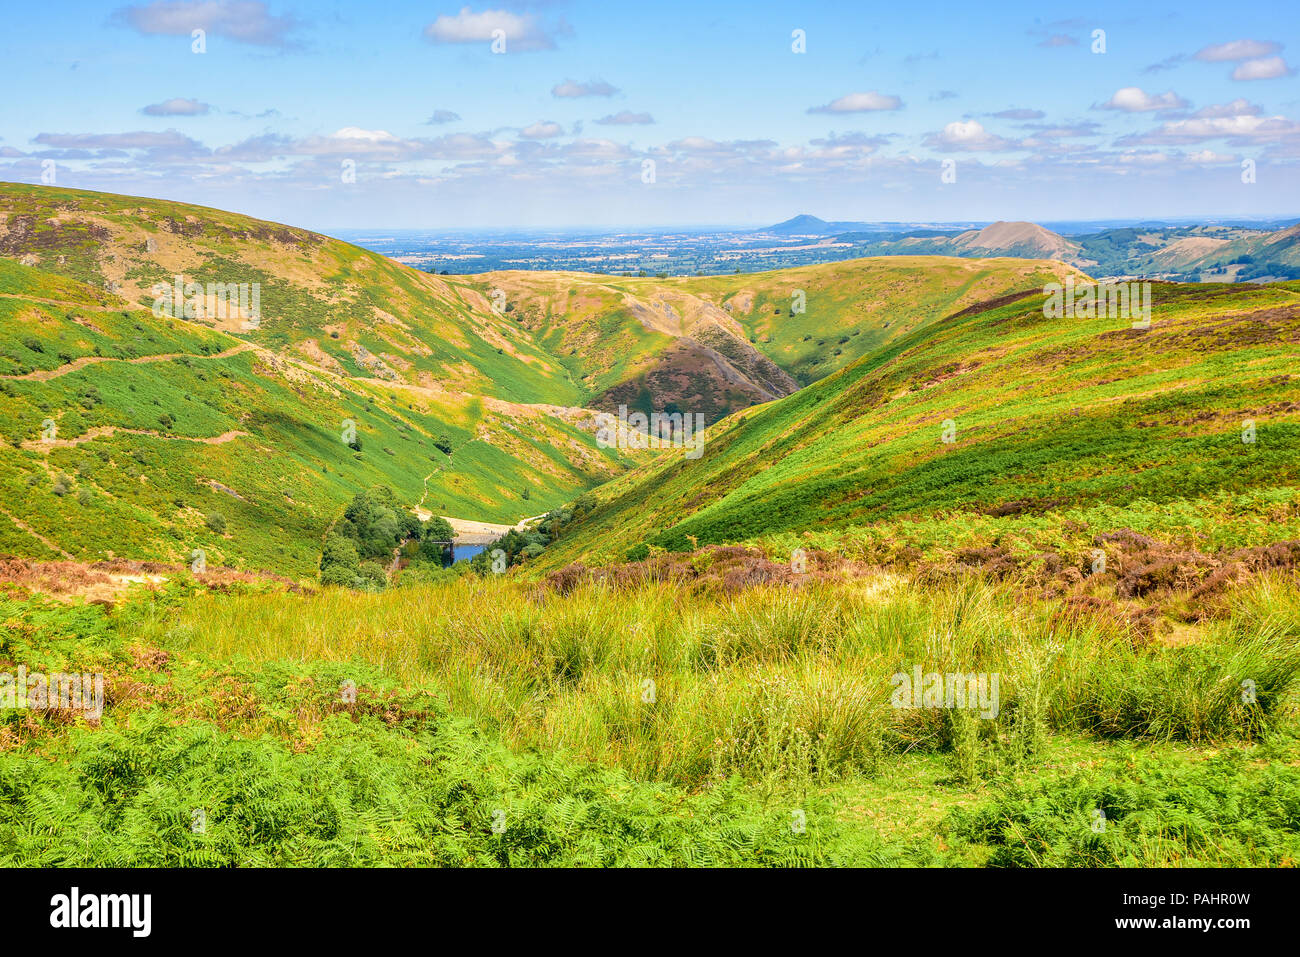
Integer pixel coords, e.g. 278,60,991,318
533,280,1300,570
481,256,1084,397
0,186,639,576
0,184,1093,575
3,574,1298,867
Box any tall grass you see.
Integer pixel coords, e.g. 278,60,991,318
153,572,1300,789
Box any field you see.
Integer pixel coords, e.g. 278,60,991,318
1,185,1298,869
2,567,1298,866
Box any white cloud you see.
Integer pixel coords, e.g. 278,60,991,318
992,108,1045,120
113,0,299,47
34,130,202,150
595,111,654,125
1187,149,1235,163
1097,87,1188,112
424,7,558,52
552,79,618,98
923,120,1018,152
519,121,564,140
1195,39,1282,62
807,91,902,113
1192,99,1261,118
141,97,210,116
1232,56,1292,80
1119,112,1300,145
1118,151,1169,164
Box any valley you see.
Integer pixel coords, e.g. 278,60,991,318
1,183,1298,871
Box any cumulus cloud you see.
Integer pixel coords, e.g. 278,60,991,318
113,0,300,47
1118,151,1169,165
923,120,1019,151
1232,56,1292,80
1118,112,1300,146
1142,54,1185,74
424,7,560,52
1097,87,1189,112
1194,39,1282,62
519,121,564,140
595,111,653,125
551,79,618,98
425,110,461,125
1192,99,1261,118
141,97,210,116
807,91,902,113
34,130,201,150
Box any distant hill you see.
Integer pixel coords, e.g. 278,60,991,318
764,215,1300,281
949,221,1082,260
0,184,1085,575
532,279,1300,570
767,214,873,236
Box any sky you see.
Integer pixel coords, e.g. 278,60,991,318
1,0,1298,230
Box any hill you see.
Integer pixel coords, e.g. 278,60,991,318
531,279,1300,570
767,214,873,236
479,256,1084,391
0,184,1083,575
0,184,638,575
949,221,1082,260
769,218,1300,282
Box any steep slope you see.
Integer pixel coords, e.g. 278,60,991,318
0,183,579,405
533,280,1300,569
1074,225,1300,281
0,186,638,576
478,255,1086,393
949,221,1082,260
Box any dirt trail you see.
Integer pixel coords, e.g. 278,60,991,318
0,507,75,559
0,293,145,312
2,342,253,383
24,425,248,451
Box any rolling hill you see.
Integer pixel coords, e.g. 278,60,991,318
531,278,1300,570
0,183,1083,576
477,255,1084,392
768,214,1300,282
0,185,641,575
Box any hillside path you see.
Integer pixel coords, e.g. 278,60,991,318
23,425,248,451
1,342,253,382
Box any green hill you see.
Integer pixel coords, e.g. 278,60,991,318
0,184,1089,578
533,279,1300,570
0,185,638,576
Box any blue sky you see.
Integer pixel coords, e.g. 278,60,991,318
1,0,1297,229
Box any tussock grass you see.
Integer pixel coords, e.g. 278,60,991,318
155,572,1300,789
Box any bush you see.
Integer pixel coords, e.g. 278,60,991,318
356,561,388,591
320,534,360,574
320,565,357,588
206,513,227,535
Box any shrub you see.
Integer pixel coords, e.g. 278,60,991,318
356,561,388,591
